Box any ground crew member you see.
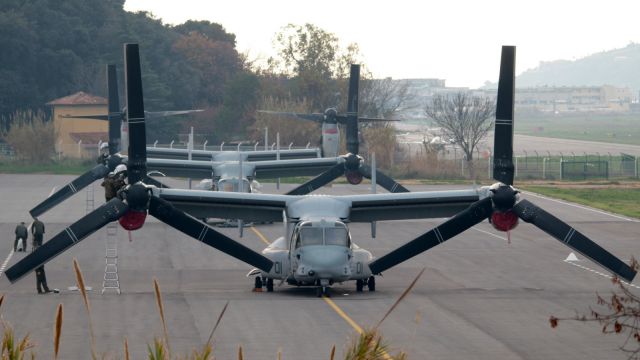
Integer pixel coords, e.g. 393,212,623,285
97,142,109,165
101,164,127,201
35,264,51,294
14,221,28,252
31,217,45,249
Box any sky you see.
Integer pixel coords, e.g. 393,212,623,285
124,0,640,88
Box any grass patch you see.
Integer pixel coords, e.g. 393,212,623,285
520,185,640,219
516,114,640,145
0,159,94,174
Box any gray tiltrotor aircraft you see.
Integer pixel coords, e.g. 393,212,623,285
7,44,635,297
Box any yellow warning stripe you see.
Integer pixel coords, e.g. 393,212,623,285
250,226,271,245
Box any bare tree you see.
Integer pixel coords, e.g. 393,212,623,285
359,77,413,119
424,92,495,179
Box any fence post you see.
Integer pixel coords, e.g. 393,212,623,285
154,140,158,147
220,142,225,151
288,142,293,150
77,140,82,158
203,140,208,151
170,140,174,149
306,142,310,149
254,142,259,151
542,157,546,180
560,159,563,180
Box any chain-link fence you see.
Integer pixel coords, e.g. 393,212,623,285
396,143,639,181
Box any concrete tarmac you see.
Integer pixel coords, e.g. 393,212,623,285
0,174,638,359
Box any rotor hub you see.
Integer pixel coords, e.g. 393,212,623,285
123,183,151,212
344,153,361,171
324,108,338,123
490,183,519,212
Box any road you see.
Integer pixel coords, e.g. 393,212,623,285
0,174,638,359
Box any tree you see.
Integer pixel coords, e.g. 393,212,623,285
267,23,361,109
2,110,56,163
424,92,495,180
359,77,413,119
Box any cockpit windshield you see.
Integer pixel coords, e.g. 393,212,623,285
298,222,349,247
218,179,251,193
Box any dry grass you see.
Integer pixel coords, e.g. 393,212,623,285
53,304,62,359
153,278,171,356
73,258,97,360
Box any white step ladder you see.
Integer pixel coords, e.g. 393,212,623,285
102,222,120,294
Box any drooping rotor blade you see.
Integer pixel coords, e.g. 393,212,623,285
368,197,493,274
285,163,345,195
513,199,636,282
124,43,147,184
107,64,122,155
29,164,110,218
354,117,400,122
60,114,110,120
144,176,170,189
493,45,516,185
148,196,273,272
146,109,204,119
256,110,325,123
7,199,129,282
359,164,409,193
346,64,360,155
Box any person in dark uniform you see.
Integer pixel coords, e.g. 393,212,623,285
31,217,45,249
14,222,28,252
35,264,51,294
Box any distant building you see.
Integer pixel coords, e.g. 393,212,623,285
47,91,108,158
513,85,632,113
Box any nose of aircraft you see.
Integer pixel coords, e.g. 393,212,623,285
296,246,351,279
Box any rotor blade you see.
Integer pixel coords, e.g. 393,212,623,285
107,64,122,155
60,114,110,120
256,110,324,123
148,196,273,272
29,164,110,218
513,199,636,282
493,45,516,185
7,199,129,283
144,176,170,189
368,197,493,274
335,115,400,123
145,109,204,119
124,43,147,184
346,64,360,155
360,164,409,193
285,163,345,195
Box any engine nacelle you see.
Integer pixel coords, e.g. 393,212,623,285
346,170,363,185
490,210,519,232
119,209,147,231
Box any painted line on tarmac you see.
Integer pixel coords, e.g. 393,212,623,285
473,227,508,241
0,250,14,276
564,260,640,289
522,191,639,222
322,297,392,360
250,226,271,245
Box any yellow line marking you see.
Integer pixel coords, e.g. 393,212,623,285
322,297,392,360
322,297,363,333
250,226,271,245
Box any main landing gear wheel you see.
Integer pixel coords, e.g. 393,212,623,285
367,276,376,292
254,276,263,291
356,279,364,292
266,278,274,292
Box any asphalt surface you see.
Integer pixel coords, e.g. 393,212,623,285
0,174,638,359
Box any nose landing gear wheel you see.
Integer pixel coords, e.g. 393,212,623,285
254,276,263,291
356,279,364,292
266,278,274,292
316,286,330,297
367,276,375,292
